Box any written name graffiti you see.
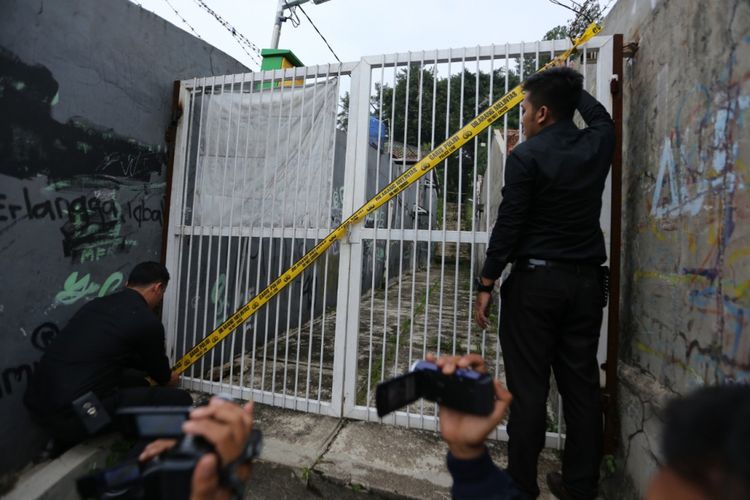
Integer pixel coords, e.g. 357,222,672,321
0,188,164,226
0,188,164,263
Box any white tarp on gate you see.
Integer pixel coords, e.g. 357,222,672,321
193,79,338,228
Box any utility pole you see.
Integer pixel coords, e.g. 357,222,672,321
269,0,332,49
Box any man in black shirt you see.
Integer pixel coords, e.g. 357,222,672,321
474,67,615,499
25,261,192,448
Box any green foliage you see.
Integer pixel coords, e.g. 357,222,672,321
337,92,349,131
603,454,617,476
336,3,604,200
517,0,605,78
567,0,604,40
371,65,520,203
301,466,312,484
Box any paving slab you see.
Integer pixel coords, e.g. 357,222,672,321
4,434,117,500
315,419,453,499
251,402,342,470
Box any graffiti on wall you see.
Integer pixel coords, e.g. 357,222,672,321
638,47,750,385
0,49,166,405
0,322,58,399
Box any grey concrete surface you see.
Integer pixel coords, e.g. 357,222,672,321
0,0,247,476
600,0,750,497
4,400,566,499
253,402,562,499
3,435,117,500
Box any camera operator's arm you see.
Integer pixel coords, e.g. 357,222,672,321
139,397,254,500
430,354,523,499
185,398,254,500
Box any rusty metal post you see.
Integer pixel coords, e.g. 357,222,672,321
160,80,182,263
603,34,624,455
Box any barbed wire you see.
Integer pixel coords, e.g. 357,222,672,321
193,0,262,67
163,0,202,39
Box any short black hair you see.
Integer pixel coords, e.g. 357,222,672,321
522,67,583,121
128,261,170,287
662,384,750,499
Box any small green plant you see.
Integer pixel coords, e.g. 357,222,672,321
300,466,312,484
603,454,617,476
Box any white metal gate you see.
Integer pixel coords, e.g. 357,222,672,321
163,35,617,446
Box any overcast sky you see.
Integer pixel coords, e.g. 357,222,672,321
132,0,613,71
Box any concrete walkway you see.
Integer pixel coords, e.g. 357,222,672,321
5,400,562,499
248,401,562,499
6,264,565,499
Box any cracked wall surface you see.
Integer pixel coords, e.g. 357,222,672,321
0,0,247,476
603,0,750,497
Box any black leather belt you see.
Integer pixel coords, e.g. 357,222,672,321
512,258,599,273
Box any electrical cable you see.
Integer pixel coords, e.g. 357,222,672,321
284,5,301,28
289,1,341,63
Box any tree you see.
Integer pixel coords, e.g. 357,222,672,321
337,92,349,131
336,3,606,201
565,0,603,40
517,1,604,77
370,64,521,202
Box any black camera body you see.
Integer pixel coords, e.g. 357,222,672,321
76,406,262,500
375,360,495,417
139,433,214,500
76,406,198,499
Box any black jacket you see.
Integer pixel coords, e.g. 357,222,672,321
24,288,171,415
481,90,615,280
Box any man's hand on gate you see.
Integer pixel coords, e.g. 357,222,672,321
474,288,494,330
429,353,512,460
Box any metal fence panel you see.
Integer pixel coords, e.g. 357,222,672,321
163,37,615,448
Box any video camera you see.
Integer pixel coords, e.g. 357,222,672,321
376,360,495,417
76,406,262,500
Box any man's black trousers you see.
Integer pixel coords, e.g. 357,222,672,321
499,264,604,500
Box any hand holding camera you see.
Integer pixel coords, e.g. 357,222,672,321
429,353,512,460
77,396,261,500
375,353,512,460
138,397,256,500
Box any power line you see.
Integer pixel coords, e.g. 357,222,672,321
291,2,341,63
193,0,262,67
163,0,202,39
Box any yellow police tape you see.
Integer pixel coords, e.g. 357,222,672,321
173,22,602,374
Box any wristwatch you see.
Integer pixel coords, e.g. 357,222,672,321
475,278,494,294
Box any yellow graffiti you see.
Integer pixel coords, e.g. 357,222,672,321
725,278,750,306
736,159,750,185
727,246,750,266
633,270,709,286
634,341,704,382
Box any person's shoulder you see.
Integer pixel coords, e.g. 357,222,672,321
507,142,536,170
508,141,531,161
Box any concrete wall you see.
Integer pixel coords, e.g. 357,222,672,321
0,0,247,477
602,0,750,497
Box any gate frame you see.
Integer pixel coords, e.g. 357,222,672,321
161,36,621,448
335,36,619,449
